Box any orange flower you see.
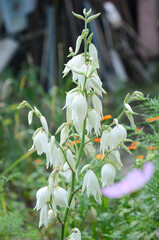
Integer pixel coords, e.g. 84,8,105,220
136,155,144,159
131,141,139,146
145,116,159,122
96,154,103,160
101,115,112,121
137,127,141,132
146,146,157,150
127,145,136,150
72,140,80,146
35,159,41,164
94,138,101,143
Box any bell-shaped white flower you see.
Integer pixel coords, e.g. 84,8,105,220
46,137,55,168
39,204,48,228
64,90,78,123
101,163,116,187
100,130,112,154
72,94,87,133
34,186,50,211
39,207,55,228
92,94,103,116
90,73,106,96
63,162,72,182
108,150,123,171
86,109,101,136
67,149,76,172
33,129,48,155
40,116,49,134
89,43,99,69
60,124,69,145
111,121,127,148
53,187,68,208
63,54,85,78
82,170,101,204
68,228,81,240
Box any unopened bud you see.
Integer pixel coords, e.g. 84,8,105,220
17,100,28,110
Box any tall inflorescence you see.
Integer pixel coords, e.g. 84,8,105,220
18,9,145,240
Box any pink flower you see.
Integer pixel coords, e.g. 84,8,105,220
102,162,154,199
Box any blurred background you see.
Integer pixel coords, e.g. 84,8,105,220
0,0,159,91
1,0,159,239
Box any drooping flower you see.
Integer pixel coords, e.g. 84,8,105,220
101,163,116,187
39,208,55,228
53,187,68,208
86,109,101,136
67,228,81,240
108,150,123,171
40,116,49,134
72,94,87,133
34,186,50,211
89,43,99,69
63,162,72,182
102,161,154,198
92,94,103,116
82,170,101,204
33,129,48,155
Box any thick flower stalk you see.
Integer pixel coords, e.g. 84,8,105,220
17,8,145,240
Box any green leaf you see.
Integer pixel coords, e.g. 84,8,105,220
72,12,84,20
86,13,101,23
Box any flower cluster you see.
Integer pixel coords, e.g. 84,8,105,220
17,8,146,240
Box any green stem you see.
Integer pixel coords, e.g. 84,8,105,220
60,18,88,240
71,122,79,153
0,149,35,177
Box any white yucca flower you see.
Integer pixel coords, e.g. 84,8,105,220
53,187,68,208
92,94,103,116
84,135,95,156
63,162,72,182
64,90,78,123
82,170,101,204
108,150,123,171
101,163,116,187
33,129,48,155
46,137,55,168
89,73,106,96
72,94,87,133
40,116,49,134
39,204,48,228
110,121,127,148
77,64,90,91
86,109,101,136
100,130,112,154
34,186,50,211
89,43,99,69
63,54,85,80
68,228,81,240
60,124,69,145
39,208,55,228
67,149,76,172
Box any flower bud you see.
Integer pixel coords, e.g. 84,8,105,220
108,150,123,171
89,43,99,69
40,116,49,134
28,110,33,125
101,163,116,187
17,100,28,110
